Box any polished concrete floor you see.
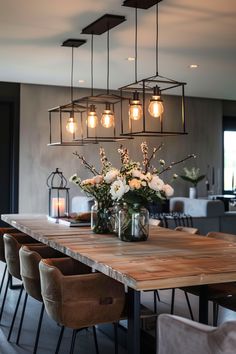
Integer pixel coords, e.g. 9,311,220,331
1,261,236,354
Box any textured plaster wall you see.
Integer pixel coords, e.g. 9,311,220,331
19,83,223,213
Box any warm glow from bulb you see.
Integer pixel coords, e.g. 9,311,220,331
66,117,78,134
101,110,114,128
129,100,142,121
87,112,98,129
148,96,164,118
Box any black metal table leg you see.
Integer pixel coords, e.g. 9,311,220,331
199,285,208,324
127,288,141,354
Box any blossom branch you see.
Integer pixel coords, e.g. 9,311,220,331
159,154,196,175
73,151,99,176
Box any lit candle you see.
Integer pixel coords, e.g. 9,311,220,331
51,198,66,218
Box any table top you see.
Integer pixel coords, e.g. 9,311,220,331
2,213,236,291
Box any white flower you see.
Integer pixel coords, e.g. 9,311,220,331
162,184,174,197
131,169,142,179
110,180,129,200
141,172,152,181
104,169,119,184
148,175,164,191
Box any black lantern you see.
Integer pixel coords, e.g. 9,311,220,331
46,168,70,219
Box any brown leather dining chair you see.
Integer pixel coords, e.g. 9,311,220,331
0,227,23,300
39,257,126,354
3,232,41,340
18,244,90,354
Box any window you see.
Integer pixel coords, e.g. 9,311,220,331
223,117,236,194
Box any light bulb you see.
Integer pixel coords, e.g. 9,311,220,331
87,105,98,128
129,91,142,121
66,113,78,134
148,86,164,118
101,104,115,128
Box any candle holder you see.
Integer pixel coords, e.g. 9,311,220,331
46,168,70,220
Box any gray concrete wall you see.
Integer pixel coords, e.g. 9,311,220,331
20,83,224,213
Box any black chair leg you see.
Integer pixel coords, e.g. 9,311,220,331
184,291,194,321
7,285,24,341
213,302,219,326
69,329,77,354
171,289,175,314
0,271,10,323
0,264,7,295
113,323,118,354
33,303,44,354
9,274,21,290
16,292,28,345
155,290,161,302
55,325,65,354
92,326,99,354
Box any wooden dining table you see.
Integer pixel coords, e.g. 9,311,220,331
2,214,236,354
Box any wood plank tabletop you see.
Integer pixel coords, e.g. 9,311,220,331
2,214,236,291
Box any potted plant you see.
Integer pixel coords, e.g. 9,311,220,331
180,167,205,198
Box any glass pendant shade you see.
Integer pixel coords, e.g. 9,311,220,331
87,105,98,128
129,91,142,121
148,86,164,118
66,112,78,134
101,103,115,128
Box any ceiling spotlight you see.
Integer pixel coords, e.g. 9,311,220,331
127,57,135,61
79,79,85,83
189,64,199,69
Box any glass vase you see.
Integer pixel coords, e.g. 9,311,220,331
118,203,149,242
91,200,111,234
109,202,121,235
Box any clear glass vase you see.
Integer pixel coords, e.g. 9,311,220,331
118,203,149,242
91,200,111,234
109,202,121,235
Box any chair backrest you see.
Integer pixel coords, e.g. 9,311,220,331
207,231,236,242
0,227,21,262
158,314,236,354
19,244,64,302
39,257,125,329
175,226,199,234
4,233,40,280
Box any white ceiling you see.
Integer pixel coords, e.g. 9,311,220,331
0,0,235,100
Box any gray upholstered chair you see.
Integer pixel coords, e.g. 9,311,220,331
157,314,236,354
39,257,126,354
180,231,236,324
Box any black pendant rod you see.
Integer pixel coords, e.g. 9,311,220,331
135,7,138,83
70,46,74,102
107,25,110,95
91,33,94,97
156,3,159,75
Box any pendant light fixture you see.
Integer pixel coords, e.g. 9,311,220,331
48,38,97,146
119,0,187,137
74,14,133,142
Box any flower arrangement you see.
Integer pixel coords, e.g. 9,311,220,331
180,167,205,187
70,142,195,207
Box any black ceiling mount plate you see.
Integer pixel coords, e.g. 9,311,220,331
123,0,162,9
62,39,87,47
81,14,126,35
